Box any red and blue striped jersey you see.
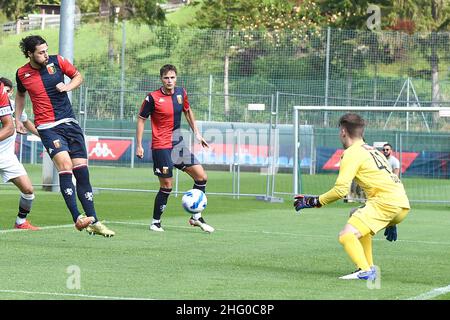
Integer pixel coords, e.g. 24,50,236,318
16,55,79,127
139,86,190,149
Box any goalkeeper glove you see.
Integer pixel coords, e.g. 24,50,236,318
384,225,397,242
294,195,321,212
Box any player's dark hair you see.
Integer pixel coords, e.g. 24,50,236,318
383,143,393,149
339,113,365,138
160,64,177,77
19,35,47,58
0,77,13,88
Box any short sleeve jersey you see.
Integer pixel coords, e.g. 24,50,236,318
16,55,79,126
138,87,190,149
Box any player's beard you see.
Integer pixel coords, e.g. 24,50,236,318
31,55,48,68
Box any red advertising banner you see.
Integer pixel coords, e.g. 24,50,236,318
322,149,418,173
88,139,131,160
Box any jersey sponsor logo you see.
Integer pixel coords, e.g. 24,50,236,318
159,98,165,102
53,139,61,148
0,105,13,116
24,73,31,78
88,139,131,161
46,63,56,75
177,95,182,104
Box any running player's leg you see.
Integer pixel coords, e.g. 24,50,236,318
184,165,214,233
185,164,208,193
150,149,173,232
10,173,39,230
72,159,97,222
64,124,114,236
38,126,86,227
349,206,373,267
338,221,372,273
52,151,90,228
151,177,172,232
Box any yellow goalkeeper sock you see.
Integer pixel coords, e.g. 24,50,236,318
359,234,373,267
339,233,371,271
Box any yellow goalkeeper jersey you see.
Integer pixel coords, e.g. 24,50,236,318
319,139,410,209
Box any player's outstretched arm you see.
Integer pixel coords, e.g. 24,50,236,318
293,194,322,212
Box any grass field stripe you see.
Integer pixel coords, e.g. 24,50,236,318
0,289,153,300
0,224,74,234
407,284,450,300
106,221,450,246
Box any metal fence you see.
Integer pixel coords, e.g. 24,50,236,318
1,22,449,198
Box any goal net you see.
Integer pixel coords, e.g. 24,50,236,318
293,106,450,204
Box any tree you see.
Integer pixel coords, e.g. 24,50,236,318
387,0,450,106
194,0,254,115
0,0,36,20
193,0,329,114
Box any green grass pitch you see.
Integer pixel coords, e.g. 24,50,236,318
0,165,449,300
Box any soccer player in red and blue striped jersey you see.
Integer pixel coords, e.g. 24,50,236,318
136,64,214,233
14,35,114,237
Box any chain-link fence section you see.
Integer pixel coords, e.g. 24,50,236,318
1,21,449,198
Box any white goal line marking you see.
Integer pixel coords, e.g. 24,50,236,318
407,285,450,300
107,221,450,246
0,289,154,300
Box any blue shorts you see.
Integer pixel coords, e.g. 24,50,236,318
152,144,200,178
38,122,87,159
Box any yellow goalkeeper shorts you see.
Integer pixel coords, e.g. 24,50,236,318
349,201,409,235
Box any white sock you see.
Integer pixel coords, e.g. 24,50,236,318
192,213,202,220
16,217,26,225
152,219,161,224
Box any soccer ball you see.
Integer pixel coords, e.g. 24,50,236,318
182,189,207,213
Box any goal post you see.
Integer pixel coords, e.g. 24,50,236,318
293,106,450,203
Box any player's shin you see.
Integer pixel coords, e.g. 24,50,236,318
359,234,374,267
73,164,98,222
338,233,371,271
59,171,81,222
17,192,35,224
153,188,172,221
193,180,207,193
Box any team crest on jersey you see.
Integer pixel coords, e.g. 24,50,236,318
46,63,56,75
53,139,61,148
177,95,182,104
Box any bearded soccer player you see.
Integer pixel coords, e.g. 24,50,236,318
294,113,410,280
14,35,114,237
0,77,40,230
136,64,214,233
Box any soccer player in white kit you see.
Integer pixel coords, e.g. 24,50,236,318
0,77,40,230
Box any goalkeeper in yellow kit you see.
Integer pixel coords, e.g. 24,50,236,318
294,113,410,280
